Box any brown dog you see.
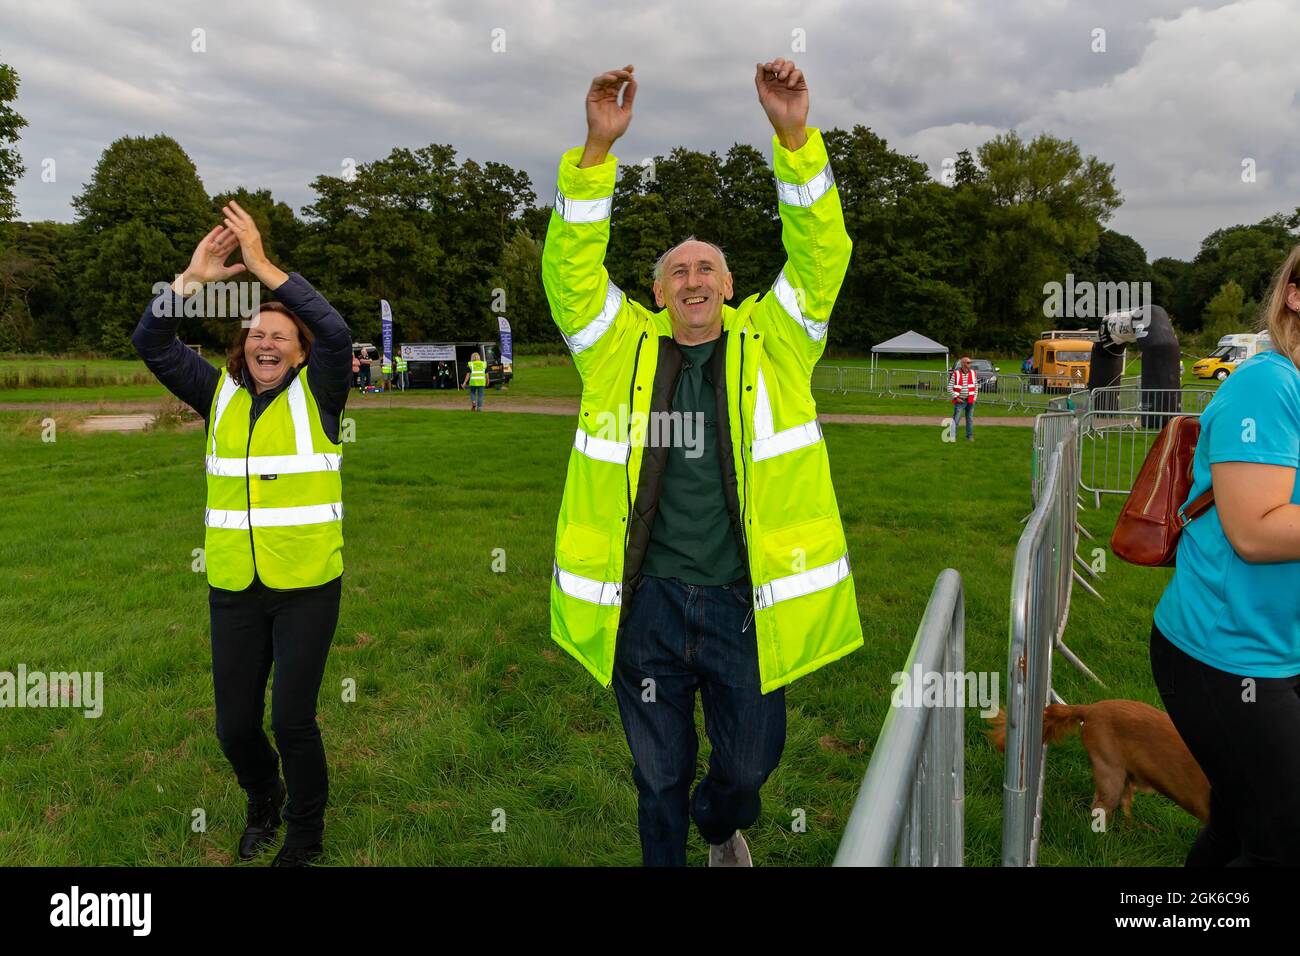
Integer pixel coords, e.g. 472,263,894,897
988,700,1210,826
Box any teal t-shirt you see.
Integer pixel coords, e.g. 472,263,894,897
641,339,747,586
1154,350,1300,676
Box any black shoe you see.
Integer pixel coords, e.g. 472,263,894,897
271,843,323,867
238,778,286,861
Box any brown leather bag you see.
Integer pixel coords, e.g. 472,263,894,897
1111,416,1216,566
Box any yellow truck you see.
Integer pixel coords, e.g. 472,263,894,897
1192,332,1271,382
1031,330,1098,391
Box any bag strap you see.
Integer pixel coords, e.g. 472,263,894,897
1178,488,1216,528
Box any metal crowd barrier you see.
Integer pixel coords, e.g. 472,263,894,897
811,364,843,393
811,366,1212,418
835,569,966,867
1088,385,1214,416
1078,397,1206,505
1002,422,1080,866
1030,412,1076,506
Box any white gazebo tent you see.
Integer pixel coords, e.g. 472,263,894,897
870,330,949,371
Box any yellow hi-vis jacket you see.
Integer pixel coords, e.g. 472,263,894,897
542,127,863,694
204,369,344,590
468,360,488,386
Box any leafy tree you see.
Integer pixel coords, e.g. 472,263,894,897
1201,279,1245,346
490,229,550,346
69,135,211,352
77,220,178,356
0,57,26,225
1179,216,1296,332
296,144,535,345
72,135,211,249
0,221,76,352
1151,256,1190,324
964,131,1121,348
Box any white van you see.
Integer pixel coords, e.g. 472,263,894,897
1192,332,1272,381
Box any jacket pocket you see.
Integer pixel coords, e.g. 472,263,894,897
556,521,614,581
760,514,846,580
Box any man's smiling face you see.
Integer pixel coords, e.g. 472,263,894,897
653,239,734,342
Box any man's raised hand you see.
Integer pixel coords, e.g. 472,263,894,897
580,65,636,168
755,58,808,151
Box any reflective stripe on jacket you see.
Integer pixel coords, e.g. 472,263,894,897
204,369,344,590
542,127,863,694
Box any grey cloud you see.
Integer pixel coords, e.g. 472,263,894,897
2,0,1292,260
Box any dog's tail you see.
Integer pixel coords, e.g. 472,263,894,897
985,704,1089,752
985,709,1008,751
1042,704,1088,744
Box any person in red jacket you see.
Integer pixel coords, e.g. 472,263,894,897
949,355,978,441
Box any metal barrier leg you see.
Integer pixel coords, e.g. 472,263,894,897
1055,638,1105,686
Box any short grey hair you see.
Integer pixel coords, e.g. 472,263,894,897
653,236,729,282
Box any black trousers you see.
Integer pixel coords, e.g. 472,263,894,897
1150,621,1300,866
209,575,340,848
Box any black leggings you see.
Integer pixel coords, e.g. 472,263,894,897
209,575,340,848
1149,621,1300,866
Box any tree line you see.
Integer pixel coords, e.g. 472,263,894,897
0,57,1296,359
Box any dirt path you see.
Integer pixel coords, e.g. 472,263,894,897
1,397,1037,427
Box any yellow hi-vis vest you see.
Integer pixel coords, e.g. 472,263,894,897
204,370,344,590
468,360,487,386
542,128,863,694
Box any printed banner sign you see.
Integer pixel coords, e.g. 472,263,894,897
497,316,513,367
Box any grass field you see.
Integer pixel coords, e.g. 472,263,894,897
0,397,1195,866
0,351,1221,421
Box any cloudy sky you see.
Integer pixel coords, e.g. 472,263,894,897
2,0,1296,260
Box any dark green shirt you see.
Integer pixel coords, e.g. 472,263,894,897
641,339,746,585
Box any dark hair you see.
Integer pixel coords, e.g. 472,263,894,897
226,302,314,386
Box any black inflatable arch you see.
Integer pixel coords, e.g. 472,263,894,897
1087,305,1181,419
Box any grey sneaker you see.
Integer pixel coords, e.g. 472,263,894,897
708,831,753,867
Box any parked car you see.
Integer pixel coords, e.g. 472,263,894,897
952,358,1001,392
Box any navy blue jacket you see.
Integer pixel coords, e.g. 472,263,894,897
132,273,353,442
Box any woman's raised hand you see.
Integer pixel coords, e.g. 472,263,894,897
221,199,287,290
176,226,245,293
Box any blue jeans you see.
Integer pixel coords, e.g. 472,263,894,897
953,401,974,439
469,385,485,408
612,574,786,866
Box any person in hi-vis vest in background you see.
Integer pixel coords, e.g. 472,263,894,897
949,355,978,441
132,201,352,867
543,60,862,866
461,352,487,411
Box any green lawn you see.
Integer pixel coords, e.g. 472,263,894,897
0,352,1220,419
0,405,1193,866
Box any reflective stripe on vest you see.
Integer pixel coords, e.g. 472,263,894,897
573,427,630,464
554,188,613,224
775,162,836,208
206,453,342,477
553,562,622,606
753,554,852,610
206,502,344,529
750,365,824,461
561,280,623,355
772,268,829,342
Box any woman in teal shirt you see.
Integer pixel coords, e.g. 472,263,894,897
1151,247,1300,866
